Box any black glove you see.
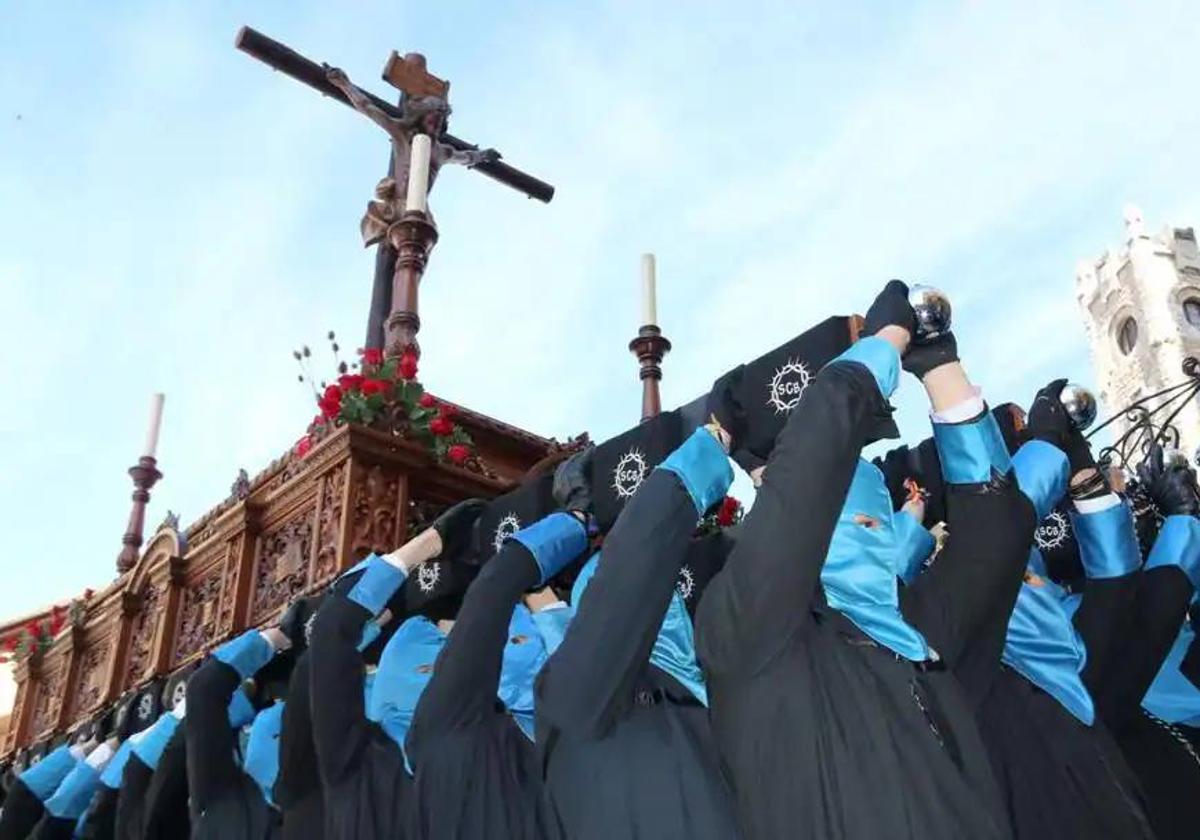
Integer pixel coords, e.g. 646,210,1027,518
553,446,594,514
1027,379,1072,450
705,365,762,472
902,331,959,380
432,498,486,561
1027,379,1095,475
863,280,916,338
1137,445,1200,517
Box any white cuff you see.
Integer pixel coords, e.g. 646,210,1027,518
171,697,187,719
69,743,88,761
930,387,985,424
381,549,409,572
1073,492,1121,514
85,743,115,770
534,601,568,614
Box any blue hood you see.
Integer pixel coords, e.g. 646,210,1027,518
242,702,284,807
820,459,930,661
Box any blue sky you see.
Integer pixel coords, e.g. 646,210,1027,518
1,0,1199,620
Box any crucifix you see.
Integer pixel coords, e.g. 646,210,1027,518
235,27,555,358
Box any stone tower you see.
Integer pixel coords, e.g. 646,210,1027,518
1075,206,1200,460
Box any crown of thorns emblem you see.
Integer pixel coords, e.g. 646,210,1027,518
1034,510,1070,551
493,513,521,553
676,565,695,601
613,449,648,499
417,562,441,594
767,358,812,414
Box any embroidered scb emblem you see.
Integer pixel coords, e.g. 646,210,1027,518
137,693,155,722
493,512,521,553
1034,510,1070,551
613,449,648,499
417,563,441,594
767,358,811,414
676,565,695,601
171,680,188,709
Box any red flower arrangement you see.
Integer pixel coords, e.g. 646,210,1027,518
292,334,477,468
697,495,745,536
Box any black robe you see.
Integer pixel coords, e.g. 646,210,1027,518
1097,564,1200,839
0,778,49,840
143,720,191,839
275,652,325,840
309,595,414,840
970,550,1153,839
186,657,280,840
406,547,552,838
696,357,1031,839
77,785,118,840
113,754,153,840
536,470,738,840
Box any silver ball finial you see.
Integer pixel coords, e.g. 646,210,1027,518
907,284,952,343
1059,383,1098,431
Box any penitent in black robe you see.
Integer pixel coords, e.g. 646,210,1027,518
537,468,739,840
275,652,325,840
697,355,1034,840
308,595,414,840
185,657,279,840
405,542,558,839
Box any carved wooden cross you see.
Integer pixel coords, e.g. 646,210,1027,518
235,27,555,356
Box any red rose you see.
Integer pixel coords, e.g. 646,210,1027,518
295,436,314,458
447,444,470,465
438,402,456,420
429,416,454,437
716,496,742,528
338,374,365,392
419,393,437,409
323,384,342,401
25,621,40,637
361,379,388,396
398,352,419,381
361,348,384,366
4,636,17,651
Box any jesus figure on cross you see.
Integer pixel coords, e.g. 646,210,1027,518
323,63,501,246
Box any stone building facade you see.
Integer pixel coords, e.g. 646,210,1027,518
1075,206,1200,460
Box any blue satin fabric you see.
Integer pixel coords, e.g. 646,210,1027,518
370,616,445,760
820,459,930,662
530,605,572,657
1071,499,1140,579
1143,619,1200,726
132,712,180,771
933,411,1013,486
99,740,136,789
242,702,284,807
1011,441,1069,521
227,687,257,728
510,512,589,586
347,554,407,616
829,335,900,398
20,744,76,801
893,510,936,584
1146,515,1200,590
1002,550,1094,724
44,760,100,819
214,630,276,681
571,553,709,705
656,428,734,517
500,604,551,741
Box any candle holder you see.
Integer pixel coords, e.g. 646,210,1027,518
116,456,163,574
629,324,672,422
385,210,439,361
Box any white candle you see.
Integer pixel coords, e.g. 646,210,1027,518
143,393,165,459
640,253,657,326
405,134,433,214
